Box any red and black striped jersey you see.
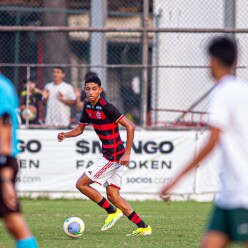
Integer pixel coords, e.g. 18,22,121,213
79,98,125,162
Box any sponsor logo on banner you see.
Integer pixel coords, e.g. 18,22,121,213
18,139,42,153
17,140,42,170
126,177,172,184
76,140,174,155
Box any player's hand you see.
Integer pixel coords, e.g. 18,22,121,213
42,89,49,99
159,180,176,199
57,92,65,101
119,153,130,166
2,181,17,211
57,132,66,142
75,88,82,99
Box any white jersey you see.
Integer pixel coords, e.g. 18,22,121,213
208,75,248,209
45,82,76,127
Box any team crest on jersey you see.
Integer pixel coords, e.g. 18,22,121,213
96,111,101,119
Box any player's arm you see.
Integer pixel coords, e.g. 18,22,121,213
57,124,86,142
75,88,84,111
58,87,77,106
0,113,17,210
42,89,49,105
118,116,135,166
59,98,76,106
160,127,221,196
0,113,12,155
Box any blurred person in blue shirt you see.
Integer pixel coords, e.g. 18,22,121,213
0,73,38,248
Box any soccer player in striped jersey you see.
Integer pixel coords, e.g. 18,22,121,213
0,73,38,247
58,76,152,236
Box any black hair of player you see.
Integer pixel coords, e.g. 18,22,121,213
22,77,36,85
84,71,98,80
208,36,237,67
85,76,101,87
53,66,65,73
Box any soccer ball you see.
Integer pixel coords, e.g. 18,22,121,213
63,217,85,238
21,107,36,121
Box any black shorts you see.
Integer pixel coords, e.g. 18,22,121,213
0,155,21,217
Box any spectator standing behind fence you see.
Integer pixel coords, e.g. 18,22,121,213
43,67,76,127
19,79,43,125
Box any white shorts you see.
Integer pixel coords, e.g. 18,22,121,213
85,157,127,190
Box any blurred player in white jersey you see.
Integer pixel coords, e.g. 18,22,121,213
161,36,248,247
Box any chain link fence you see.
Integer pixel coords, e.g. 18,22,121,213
0,0,247,129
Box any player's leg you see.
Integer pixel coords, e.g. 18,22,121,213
106,185,152,236
76,172,103,203
3,213,38,248
201,231,230,248
106,185,132,216
0,156,38,247
76,162,116,215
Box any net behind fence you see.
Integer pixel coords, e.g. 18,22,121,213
0,0,248,129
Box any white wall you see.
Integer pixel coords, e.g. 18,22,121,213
152,0,223,123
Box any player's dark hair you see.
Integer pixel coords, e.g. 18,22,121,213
84,71,98,80
208,36,237,67
53,66,65,73
22,77,36,85
85,76,101,86
22,79,28,84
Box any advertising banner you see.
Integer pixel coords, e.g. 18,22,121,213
16,129,205,196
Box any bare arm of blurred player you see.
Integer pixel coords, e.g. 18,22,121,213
57,124,86,142
160,127,221,197
118,116,135,166
0,114,17,210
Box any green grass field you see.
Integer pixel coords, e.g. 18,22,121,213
0,199,241,248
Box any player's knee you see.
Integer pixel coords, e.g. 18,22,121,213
107,193,119,204
75,180,82,191
76,180,87,193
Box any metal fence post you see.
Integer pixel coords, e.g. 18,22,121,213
141,0,149,129
25,66,30,128
90,0,107,90
224,0,236,29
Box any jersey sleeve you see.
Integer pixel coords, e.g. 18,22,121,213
104,103,124,123
208,88,230,130
79,106,90,126
44,83,49,91
0,84,18,118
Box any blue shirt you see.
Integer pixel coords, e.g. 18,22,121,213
0,74,19,157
